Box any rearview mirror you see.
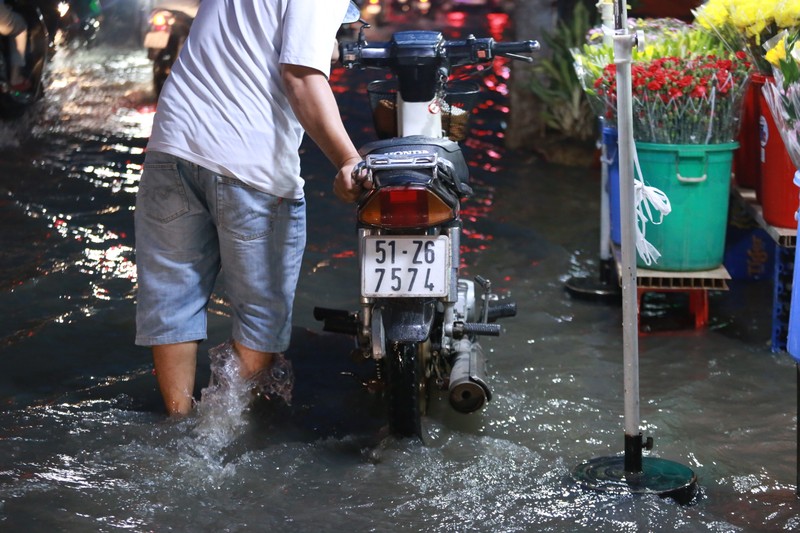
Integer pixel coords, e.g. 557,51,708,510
342,1,361,24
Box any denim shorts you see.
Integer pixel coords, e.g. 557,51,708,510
134,151,307,352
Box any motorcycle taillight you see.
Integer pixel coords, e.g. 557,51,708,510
358,186,456,229
150,10,175,31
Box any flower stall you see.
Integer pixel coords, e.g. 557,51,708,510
694,0,800,227
762,30,800,171
574,20,751,271
759,31,800,358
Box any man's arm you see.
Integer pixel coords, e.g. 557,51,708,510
281,63,368,203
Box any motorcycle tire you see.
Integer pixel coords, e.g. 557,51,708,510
384,341,429,439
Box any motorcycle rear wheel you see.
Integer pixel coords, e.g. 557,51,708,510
385,341,429,439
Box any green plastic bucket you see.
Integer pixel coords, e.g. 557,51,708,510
635,141,738,271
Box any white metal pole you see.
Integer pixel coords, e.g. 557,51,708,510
599,132,611,262
598,0,615,263
574,2,697,499
613,0,641,445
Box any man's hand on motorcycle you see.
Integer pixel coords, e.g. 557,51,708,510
334,158,372,203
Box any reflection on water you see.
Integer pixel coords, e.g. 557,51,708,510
0,10,799,533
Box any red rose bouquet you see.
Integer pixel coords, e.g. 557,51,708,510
593,52,751,144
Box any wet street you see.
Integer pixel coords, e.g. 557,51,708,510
1,8,799,532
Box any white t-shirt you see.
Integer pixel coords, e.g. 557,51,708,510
147,0,350,199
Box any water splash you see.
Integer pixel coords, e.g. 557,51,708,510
187,342,254,464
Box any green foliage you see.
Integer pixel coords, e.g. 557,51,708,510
573,19,732,117
779,31,800,88
530,1,596,141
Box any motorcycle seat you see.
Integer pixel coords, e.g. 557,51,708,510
359,136,472,197
358,135,469,184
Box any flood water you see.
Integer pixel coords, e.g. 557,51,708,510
1,9,799,533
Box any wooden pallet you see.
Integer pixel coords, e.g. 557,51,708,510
613,245,730,331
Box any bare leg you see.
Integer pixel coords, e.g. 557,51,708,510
152,341,198,416
9,30,27,86
207,340,294,405
232,339,274,380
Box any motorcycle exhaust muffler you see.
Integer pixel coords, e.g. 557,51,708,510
448,339,492,413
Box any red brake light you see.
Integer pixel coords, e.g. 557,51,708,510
150,11,175,30
358,186,456,228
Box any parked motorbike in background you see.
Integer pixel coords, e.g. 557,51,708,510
143,0,197,96
314,22,537,440
441,0,511,12
0,0,49,119
364,0,435,27
395,0,435,18
53,0,102,49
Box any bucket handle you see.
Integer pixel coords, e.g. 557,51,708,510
675,151,708,184
677,173,707,183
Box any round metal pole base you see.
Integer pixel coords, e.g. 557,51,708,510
573,456,698,505
564,259,621,303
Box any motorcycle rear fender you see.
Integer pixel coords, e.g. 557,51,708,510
377,299,436,343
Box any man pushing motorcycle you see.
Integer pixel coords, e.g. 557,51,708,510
135,0,369,416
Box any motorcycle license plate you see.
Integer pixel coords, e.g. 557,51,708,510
144,30,170,50
361,236,450,297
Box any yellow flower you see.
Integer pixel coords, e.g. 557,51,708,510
765,36,787,66
694,0,733,30
729,0,768,30
774,0,800,29
697,0,800,33
694,0,800,73
750,21,768,41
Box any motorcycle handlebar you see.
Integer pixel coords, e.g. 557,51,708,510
492,40,541,56
340,35,539,70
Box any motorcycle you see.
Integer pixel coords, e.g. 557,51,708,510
365,0,435,27
394,0,435,18
143,0,197,96
0,0,49,119
314,23,538,439
53,0,102,49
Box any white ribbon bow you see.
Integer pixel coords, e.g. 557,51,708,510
632,143,671,267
